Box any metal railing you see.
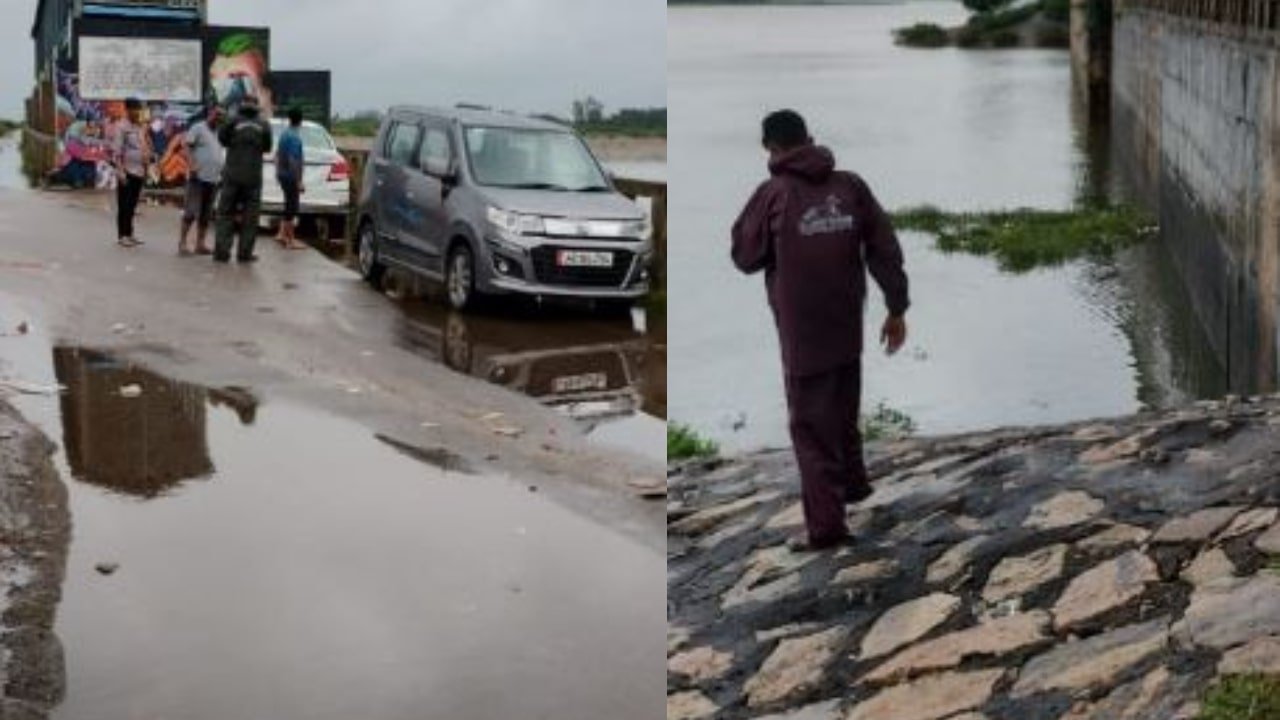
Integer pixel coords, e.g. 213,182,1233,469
1122,0,1280,30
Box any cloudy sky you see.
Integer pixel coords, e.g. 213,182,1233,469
0,0,666,119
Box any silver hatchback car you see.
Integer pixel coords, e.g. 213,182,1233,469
355,106,654,310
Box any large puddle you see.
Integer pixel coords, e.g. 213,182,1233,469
346,267,668,464
1,335,663,719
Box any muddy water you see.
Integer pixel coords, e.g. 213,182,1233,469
668,3,1224,452
1,334,662,720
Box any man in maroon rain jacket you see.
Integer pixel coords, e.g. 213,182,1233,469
732,110,910,550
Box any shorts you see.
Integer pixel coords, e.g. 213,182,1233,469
183,179,218,226
279,177,301,221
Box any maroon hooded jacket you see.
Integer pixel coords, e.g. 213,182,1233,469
732,145,910,377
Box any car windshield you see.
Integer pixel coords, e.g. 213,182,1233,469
272,123,335,151
463,126,608,192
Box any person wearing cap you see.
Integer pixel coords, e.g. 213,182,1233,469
732,109,911,551
109,98,154,248
179,105,224,256
214,95,272,263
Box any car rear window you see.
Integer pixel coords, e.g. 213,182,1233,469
271,123,335,151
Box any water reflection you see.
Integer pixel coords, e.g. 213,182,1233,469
52,348,256,499
395,302,666,424
1108,95,1277,396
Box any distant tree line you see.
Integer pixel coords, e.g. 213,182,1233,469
330,101,666,139
0,119,19,138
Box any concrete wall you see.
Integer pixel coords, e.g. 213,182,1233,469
1071,0,1114,101
1110,6,1280,392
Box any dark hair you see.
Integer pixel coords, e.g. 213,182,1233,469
288,107,304,126
124,97,143,111
762,109,809,150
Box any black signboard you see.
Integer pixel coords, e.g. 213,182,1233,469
270,71,332,128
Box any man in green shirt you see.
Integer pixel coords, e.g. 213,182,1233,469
214,96,272,263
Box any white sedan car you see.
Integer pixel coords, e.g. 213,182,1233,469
261,119,351,241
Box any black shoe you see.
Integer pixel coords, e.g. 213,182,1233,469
237,255,259,264
846,482,874,505
213,254,231,264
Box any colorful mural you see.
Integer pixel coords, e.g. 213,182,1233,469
47,66,200,189
205,27,272,116
41,25,320,191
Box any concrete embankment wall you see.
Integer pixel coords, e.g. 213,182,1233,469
1110,3,1280,393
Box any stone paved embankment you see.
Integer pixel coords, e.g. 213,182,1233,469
0,400,69,719
668,396,1280,720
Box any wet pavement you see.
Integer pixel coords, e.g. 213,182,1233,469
0,130,665,718
0,335,663,720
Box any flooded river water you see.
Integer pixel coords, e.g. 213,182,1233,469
669,2,1226,452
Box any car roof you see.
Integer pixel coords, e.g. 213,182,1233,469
387,105,572,132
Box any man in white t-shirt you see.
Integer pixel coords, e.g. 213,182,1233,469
179,105,225,256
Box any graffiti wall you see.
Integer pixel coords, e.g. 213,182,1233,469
45,23,271,190
49,65,201,189
204,26,272,116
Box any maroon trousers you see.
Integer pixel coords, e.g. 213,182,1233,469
784,363,869,544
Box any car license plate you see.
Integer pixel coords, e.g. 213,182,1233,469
552,372,609,394
557,250,613,268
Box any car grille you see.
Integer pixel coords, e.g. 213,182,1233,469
531,247,635,287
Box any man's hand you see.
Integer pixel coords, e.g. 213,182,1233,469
881,315,907,356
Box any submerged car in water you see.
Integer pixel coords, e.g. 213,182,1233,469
355,106,654,311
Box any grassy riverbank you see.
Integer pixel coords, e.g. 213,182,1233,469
892,204,1156,272
669,424,719,461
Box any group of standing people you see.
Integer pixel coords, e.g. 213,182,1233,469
109,97,310,262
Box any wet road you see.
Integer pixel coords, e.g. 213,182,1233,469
0,134,665,718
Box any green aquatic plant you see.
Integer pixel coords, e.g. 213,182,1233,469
668,424,719,462
1199,675,1280,720
862,403,918,442
895,23,951,48
891,204,1156,273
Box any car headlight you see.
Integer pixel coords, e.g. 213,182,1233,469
487,207,545,238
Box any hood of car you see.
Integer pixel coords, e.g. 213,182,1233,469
478,187,645,221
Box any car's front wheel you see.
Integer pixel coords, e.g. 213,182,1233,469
446,242,478,311
357,221,386,288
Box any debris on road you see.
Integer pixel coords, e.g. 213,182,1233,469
375,433,473,474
